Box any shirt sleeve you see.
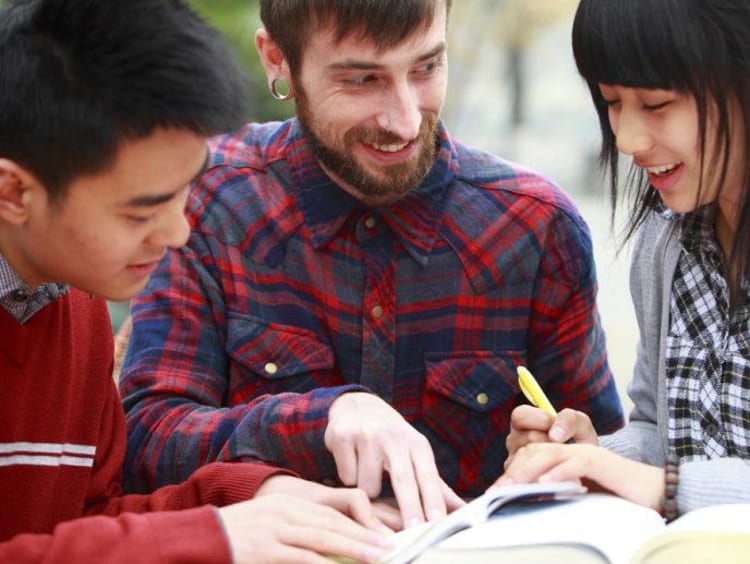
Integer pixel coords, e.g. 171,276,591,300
526,206,624,435
120,241,367,491
92,363,293,507
0,506,230,564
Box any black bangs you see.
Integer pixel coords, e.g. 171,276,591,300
572,0,698,93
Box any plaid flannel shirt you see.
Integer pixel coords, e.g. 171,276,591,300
120,119,623,496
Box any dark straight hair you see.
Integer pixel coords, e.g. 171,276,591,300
259,0,452,76
0,0,251,201
572,0,750,301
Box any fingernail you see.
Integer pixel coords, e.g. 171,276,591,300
407,517,424,529
539,472,552,482
378,524,392,535
429,509,444,522
549,426,566,442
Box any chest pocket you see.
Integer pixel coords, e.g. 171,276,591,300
225,311,336,397
422,351,520,450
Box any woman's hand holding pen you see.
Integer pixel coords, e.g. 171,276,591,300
500,377,663,513
504,405,600,468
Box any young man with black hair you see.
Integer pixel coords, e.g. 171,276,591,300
0,1,391,562
121,0,625,530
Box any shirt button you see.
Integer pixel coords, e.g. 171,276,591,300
10,289,28,302
264,362,279,375
364,216,377,229
371,305,384,319
476,392,489,406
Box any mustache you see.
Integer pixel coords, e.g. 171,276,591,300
355,128,410,146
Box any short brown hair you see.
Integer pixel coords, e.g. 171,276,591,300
260,0,451,75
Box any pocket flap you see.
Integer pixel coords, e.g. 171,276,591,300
424,351,521,413
226,311,334,378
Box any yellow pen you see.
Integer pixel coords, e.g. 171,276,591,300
517,365,557,416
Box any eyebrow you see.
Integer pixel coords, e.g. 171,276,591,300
327,42,446,72
119,151,209,208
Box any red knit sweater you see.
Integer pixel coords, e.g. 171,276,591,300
0,289,284,562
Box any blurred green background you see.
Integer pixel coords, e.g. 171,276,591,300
189,0,293,123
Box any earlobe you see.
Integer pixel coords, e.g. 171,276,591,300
0,159,35,225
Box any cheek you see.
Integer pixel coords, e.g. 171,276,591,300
607,108,620,136
423,79,447,112
64,221,136,269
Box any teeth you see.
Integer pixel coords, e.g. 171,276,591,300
646,162,680,175
370,142,408,153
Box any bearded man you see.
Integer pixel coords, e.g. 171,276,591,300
120,0,624,531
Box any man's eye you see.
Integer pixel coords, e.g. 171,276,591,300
416,60,440,73
347,75,376,86
127,215,153,224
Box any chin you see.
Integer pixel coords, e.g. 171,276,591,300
98,281,147,302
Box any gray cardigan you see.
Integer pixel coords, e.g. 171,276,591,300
600,211,750,514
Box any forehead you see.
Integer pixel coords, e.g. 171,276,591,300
302,5,447,70
62,128,206,204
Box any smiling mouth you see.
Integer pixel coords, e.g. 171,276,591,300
366,140,411,153
130,256,163,268
645,162,681,176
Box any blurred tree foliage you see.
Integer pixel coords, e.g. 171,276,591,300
189,0,294,122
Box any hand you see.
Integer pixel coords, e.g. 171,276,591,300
218,493,391,564
504,406,598,468
324,392,465,527
497,442,664,510
372,500,404,532
256,475,393,533
112,313,132,384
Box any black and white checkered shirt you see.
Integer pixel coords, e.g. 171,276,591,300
666,206,750,461
0,254,68,323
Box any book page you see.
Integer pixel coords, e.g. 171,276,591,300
630,504,750,564
379,481,585,564
431,493,665,564
665,503,750,533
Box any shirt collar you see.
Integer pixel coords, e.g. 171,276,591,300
0,252,68,301
289,120,458,265
0,253,32,300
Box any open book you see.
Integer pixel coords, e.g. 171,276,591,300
379,481,587,564
387,493,750,564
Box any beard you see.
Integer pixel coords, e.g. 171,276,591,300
294,84,440,201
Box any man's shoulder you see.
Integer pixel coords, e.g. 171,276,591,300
205,119,293,172
449,142,584,226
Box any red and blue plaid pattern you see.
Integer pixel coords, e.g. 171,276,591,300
120,119,624,496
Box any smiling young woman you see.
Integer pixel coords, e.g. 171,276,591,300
501,0,750,521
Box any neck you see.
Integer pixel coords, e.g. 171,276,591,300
0,231,42,291
715,196,739,262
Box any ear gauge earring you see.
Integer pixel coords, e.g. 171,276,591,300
270,77,294,101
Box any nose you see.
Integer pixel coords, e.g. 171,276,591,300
612,108,653,157
376,79,422,140
150,199,191,250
